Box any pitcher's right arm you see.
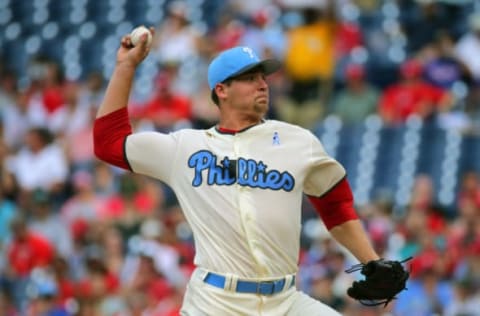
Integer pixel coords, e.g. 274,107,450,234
93,28,153,170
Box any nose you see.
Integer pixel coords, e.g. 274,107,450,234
257,75,268,90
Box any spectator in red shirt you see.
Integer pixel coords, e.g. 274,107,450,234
5,216,54,313
409,174,447,236
457,171,480,211
446,177,480,274
7,216,54,278
379,59,453,125
123,248,180,316
51,257,76,307
75,245,120,304
25,58,66,127
334,19,363,61
212,10,245,52
134,71,192,132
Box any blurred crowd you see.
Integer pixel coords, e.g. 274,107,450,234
1,0,480,315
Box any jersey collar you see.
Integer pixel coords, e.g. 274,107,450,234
215,120,265,135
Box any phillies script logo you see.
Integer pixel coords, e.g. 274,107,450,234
188,150,295,191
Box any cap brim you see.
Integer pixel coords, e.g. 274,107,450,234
227,59,281,80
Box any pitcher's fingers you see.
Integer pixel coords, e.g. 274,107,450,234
148,26,155,36
143,44,151,58
139,33,150,49
121,35,133,48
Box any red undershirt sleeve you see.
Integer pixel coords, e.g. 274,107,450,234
93,108,133,170
307,177,359,230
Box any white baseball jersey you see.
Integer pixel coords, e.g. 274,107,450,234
125,120,345,279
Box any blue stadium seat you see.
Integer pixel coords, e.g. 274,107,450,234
80,37,104,75
125,0,150,25
86,1,110,27
371,125,404,195
416,121,446,188
2,40,27,76
48,0,71,23
40,38,65,63
459,134,480,175
335,123,365,183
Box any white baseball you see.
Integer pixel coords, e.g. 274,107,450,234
130,26,152,47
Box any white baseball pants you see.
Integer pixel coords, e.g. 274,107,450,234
180,268,341,316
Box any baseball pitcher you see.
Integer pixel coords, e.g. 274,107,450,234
93,28,409,315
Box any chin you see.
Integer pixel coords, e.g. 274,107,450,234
254,101,268,114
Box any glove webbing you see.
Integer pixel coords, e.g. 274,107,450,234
345,256,413,307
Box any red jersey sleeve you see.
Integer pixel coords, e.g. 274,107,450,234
307,177,359,230
93,108,133,170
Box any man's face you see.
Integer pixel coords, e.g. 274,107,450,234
220,70,270,118
12,223,27,240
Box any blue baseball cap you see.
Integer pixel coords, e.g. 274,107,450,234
207,46,281,90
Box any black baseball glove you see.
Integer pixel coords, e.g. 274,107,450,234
345,257,411,307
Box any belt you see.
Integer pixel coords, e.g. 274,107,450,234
203,272,295,295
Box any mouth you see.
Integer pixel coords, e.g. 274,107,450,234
256,95,268,102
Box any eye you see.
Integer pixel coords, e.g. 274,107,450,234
251,74,266,82
235,73,265,82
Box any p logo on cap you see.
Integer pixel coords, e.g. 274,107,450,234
242,47,255,59
207,46,281,90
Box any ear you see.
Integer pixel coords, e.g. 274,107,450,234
214,83,228,100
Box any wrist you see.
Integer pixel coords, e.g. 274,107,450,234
115,60,138,71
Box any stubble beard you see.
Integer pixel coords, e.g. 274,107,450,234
253,95,269,116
